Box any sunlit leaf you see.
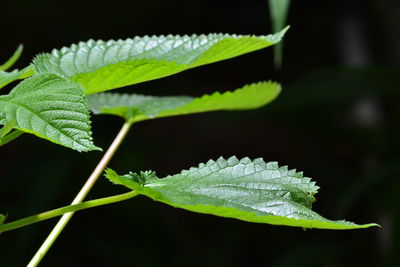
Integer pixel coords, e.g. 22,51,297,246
0,70,22,89
0,74,99,151
0,66,35,89
106,156,378,229
33,29,288,94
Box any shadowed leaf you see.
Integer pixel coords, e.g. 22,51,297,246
88,81,280,123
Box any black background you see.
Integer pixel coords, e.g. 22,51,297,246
1,0,400,266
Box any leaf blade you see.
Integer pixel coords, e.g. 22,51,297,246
0,66,35,89
105,157,378,230
0,73,99,151
88,81,281,123
0,70,22,89
33,29,288,94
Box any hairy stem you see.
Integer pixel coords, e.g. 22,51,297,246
28,122,132,267
0,191,138,233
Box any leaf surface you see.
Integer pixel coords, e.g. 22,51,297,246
0,67,35,89
33,29,288,94
106,156,378,229
0,74,99,151
0,70,22,89
88,81,280,123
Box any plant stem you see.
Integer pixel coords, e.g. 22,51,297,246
0,130,24,147
0,191,138,233
28,122,132,267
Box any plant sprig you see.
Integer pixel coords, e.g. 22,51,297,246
0,26,378,267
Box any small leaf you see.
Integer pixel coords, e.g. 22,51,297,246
105,157,378,230
0,73,99,151
0,44,23,71
0,66,35,89
88,81,280,123
33,29,288,94
0,70,22,89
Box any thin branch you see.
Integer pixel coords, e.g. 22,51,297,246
28,121,133,267
0,191,138,233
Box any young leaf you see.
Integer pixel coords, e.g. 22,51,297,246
33,29,288,94
0,70,22,89
0,66,35,89
88,81,280,123
0,119,15,139
0,44,23,71
0,73,99,151
105,156,378,230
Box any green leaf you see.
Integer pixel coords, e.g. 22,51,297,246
0,73,99,151
105,156,378,230
0,66,35,89
0,70,22,89
0,119,16,138
33,29,288,94
268,0,291,68
88,81,280,123
0,44,23,71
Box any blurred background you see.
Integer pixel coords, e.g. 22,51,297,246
1,0,400,266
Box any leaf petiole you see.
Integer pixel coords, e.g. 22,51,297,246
0,44,23,71
28,121,132,267
0,129,24,146
0,191,138,233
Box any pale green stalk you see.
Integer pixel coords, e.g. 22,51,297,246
28,122,132,267
0,130,24,146
0,191,138,233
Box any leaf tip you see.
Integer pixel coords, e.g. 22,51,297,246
92,145,103,152
104,168,121,184
17,44,24,52
282,25,291,33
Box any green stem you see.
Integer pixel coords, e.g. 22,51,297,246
0,44,23,71
28,121,133,267
0,191,138,233
0,130,24,146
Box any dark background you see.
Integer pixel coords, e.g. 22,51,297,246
1,0,400,266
